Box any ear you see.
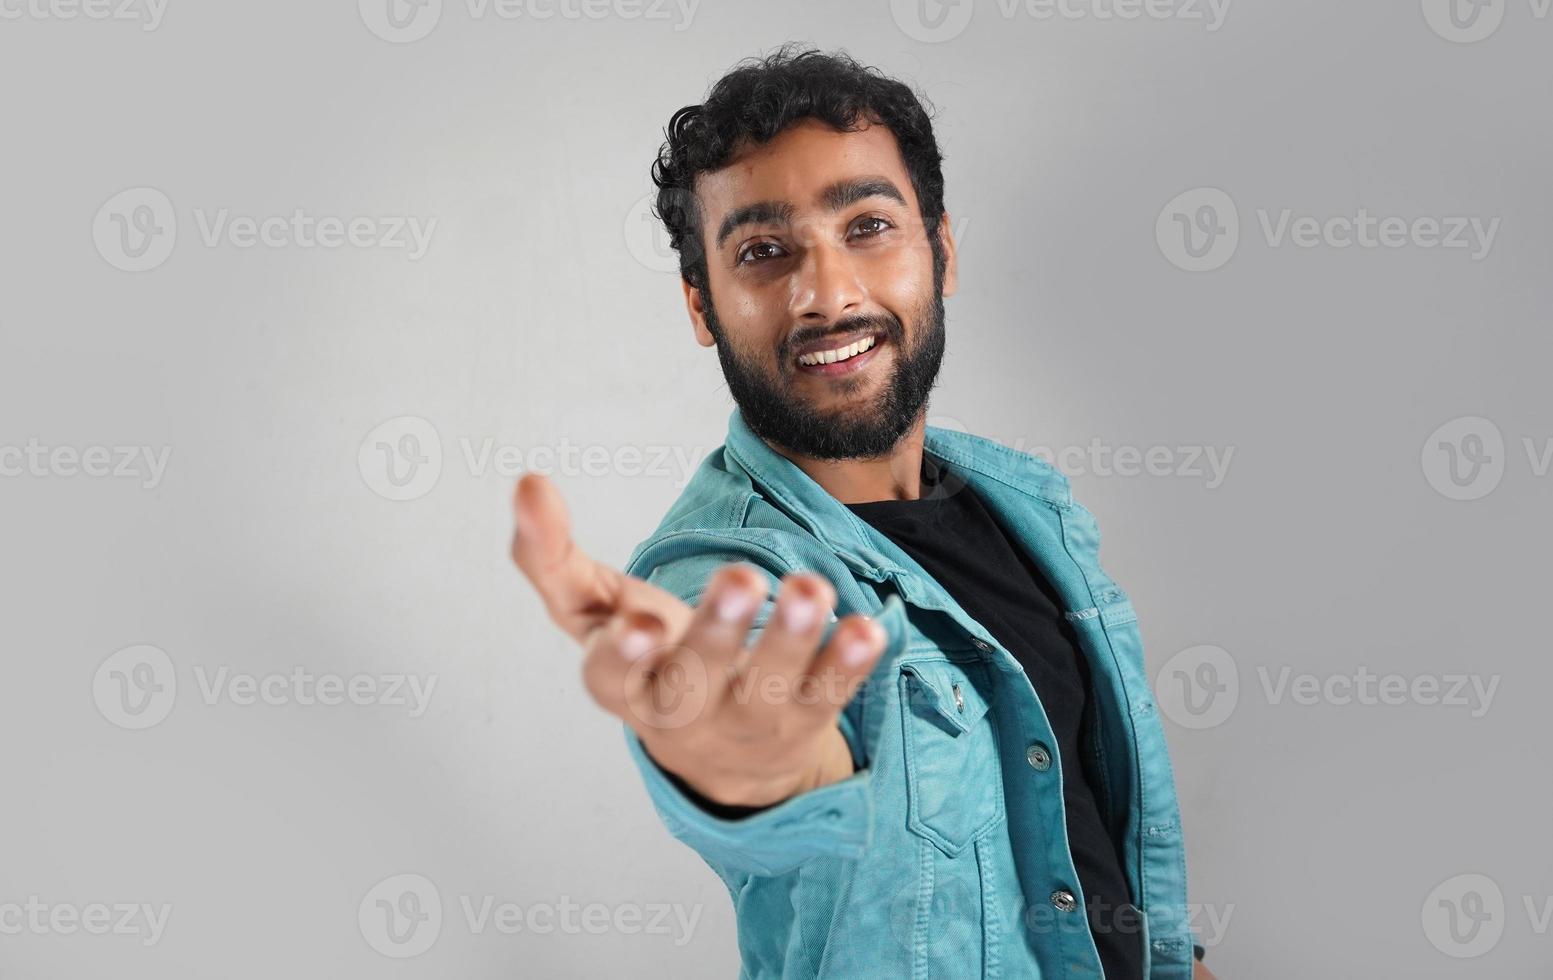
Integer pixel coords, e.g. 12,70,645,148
683,277,717,347
937,212,959,299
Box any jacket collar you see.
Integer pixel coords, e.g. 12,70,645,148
721,407,1072,586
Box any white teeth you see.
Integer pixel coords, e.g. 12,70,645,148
799,334,877,367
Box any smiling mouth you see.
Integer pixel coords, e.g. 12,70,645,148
795,326,894,378
795,335,882,369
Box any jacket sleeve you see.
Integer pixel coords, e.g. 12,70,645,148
618,541,908,877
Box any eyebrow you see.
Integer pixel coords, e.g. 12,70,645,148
713,176,909,250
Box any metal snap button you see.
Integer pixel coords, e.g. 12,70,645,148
1025,743,1052,771
1051,889,1077,912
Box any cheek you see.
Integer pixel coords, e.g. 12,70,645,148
720,294,785,358
705,272,781,347
867,248,934,311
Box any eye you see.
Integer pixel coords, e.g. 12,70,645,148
736,240,787,266
851,215,895,239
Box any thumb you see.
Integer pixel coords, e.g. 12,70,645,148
512,472,571,571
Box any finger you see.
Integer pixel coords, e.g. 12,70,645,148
738,573,837,709
654,562,771,711
510,472,625,640
793,613,887,723
579,609,668,721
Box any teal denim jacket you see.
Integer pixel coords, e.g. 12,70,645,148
622,408,1199,979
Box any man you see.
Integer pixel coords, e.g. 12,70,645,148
513,45,1215,979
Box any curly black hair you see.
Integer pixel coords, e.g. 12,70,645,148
649,43,947,293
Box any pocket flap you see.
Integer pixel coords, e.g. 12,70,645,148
900,660,992,732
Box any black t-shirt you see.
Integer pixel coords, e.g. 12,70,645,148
845,454,1144,979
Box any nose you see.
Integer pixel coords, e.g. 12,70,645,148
788,233,865,324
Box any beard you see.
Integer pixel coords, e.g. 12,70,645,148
701,269,947,462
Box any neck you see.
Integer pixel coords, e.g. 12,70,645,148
767,412,929,504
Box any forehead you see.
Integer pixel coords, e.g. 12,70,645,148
694,119,917,230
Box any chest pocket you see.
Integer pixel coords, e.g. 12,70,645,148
898,657,1005,856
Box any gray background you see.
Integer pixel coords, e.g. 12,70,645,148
2,0,1550,977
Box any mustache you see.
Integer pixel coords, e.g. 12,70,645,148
783,313,904,360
